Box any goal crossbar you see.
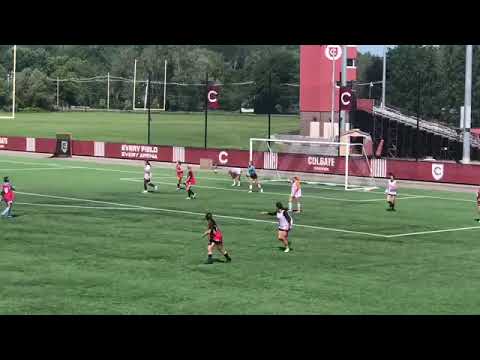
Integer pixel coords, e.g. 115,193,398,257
132,59,167,112
249,137,376,191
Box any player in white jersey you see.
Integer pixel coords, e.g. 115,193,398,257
228,167,242,187
385,173,397,211
289,176,302,213
262,202,293,253
143,161,158,193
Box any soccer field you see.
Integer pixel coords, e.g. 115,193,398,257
0,111,299,149
1,153,480,314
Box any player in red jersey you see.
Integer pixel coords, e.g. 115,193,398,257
1,176,16,218
175,161,184,191
202,212,231,264
185,165,197,200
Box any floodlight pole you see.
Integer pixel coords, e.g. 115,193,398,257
204,71,208,149
107,72,110,111
381,46,386,108
462,45,472,164
133,59,137,110
11,45,16,118
147,74,152,145
56,77,60,110
340,45,347,134
330,57,336,140
268,71,272,139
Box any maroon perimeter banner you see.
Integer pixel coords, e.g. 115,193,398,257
121,144,159,160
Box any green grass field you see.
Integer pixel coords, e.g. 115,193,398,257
0,112,299,149
2,153,480,314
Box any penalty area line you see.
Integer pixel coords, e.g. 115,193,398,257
14,190,388,239
386,225,480,238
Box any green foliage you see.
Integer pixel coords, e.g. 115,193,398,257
0,45,299,113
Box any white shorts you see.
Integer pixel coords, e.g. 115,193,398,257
386,191,397,196
291,190,302,199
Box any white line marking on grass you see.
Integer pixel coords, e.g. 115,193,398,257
17,192,136,208
0,167,78,171
386,226,480,238
119,178,390,203
0,159,63,167
16,191,388,238
16,202,139,211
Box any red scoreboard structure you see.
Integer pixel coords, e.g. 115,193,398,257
300,45,358,138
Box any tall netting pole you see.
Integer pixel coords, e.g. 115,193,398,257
11,45,16,118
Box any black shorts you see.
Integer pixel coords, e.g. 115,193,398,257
250,174,258,180
208,239,223,245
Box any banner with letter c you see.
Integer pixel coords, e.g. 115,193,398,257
207,85,220,110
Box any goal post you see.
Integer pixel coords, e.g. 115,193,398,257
249,137,377,191
0,45,16,119
132,59,167,112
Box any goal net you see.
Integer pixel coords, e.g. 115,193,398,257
132,59,167,112
0,45,16,119
249,137,377,191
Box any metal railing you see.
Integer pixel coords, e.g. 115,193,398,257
373,105,480,149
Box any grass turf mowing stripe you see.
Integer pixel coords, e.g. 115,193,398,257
14,191,388,238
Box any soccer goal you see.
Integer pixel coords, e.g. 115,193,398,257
249,137,377,191
0,45,16,119
132,59,167,112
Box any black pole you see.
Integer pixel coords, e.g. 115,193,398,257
268,71,272,139
147,72,152,145
204,71,208,149
416,72,421,162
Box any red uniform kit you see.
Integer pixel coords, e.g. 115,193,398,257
186,169,196,186
176,164,184,181
2,183,15,204
185,167,197,199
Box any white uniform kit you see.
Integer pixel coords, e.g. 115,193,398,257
144,164,152,181
386,180,397,196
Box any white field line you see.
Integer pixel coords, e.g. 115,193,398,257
386,226,480,238
3,159,477,203
119,178,390,203
0,167,80,171
17,192,136,208
16,202,139,210
0,159,63,167
15,191,388,238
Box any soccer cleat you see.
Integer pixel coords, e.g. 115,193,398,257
226,257,232,263
284,247,290,253
237,183,241,187
248,190,252,193
154,185,158,191
260,188,264,193
232,183,235,187
186,197,191,200
192,194,196,199
205,258,213,264
142,190,148,193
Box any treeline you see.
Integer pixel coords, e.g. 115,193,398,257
1,45,479,126
0,45,300,113
358,45,480,127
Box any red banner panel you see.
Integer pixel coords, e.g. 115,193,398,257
35,138,57,153
0,136,26,151
72,140,94,156
184,148,251,167
387,160,480,185
207,86,220,110
104,142,172,162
